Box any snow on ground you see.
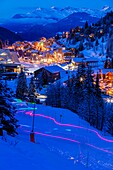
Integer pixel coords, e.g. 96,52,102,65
1,101,113,170
0,134,66,170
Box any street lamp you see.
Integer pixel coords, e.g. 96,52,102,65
30,97,36,143
32,101,35,132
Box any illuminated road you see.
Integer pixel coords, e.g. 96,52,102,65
16,103,113,170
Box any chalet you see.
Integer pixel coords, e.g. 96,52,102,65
58,63,69,70
72,57,99,68
99,69,113,81
84,58,99,67
93,69,113,96
56,32,63,38
23,47,33,56
34,65,66,84
0,72,18,80
0,63,21,73
64,51,74,62
0,49,19,64
72,57,84,66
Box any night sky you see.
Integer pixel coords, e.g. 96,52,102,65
0,0,113,19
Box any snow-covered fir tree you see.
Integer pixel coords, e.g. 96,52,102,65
46,81,61,108
71,64,86,113
94,73,105,130
106,114,113,135
60,84,70,109
60,75,74,110
106,35,113,58
16,70,28,100
28,77,36,101
46,65,106,132
46,84,56,107
78,66,95,123
104,103,113,135
0,81,18,136
54,81,61,108
64,75,74,109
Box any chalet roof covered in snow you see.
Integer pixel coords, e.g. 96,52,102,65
0,49,19,63
73,57,84,63
101,69,113,74
44,65,65,73
10,52,20,63
84,57,99,62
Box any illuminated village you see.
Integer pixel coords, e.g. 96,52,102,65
0,31,113,97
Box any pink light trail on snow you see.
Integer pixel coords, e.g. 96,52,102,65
25,111,113,143
35,131,80,144
86,143,113,155
25,130,113,155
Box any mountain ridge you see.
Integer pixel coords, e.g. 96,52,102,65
1,5,113,33
12,5,113,21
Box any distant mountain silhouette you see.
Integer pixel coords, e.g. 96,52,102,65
0,27,22,44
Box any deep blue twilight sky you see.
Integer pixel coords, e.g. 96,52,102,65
0,0,113,19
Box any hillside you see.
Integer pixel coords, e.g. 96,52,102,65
21,12,99,40
0,27,22,44
57,11,113,58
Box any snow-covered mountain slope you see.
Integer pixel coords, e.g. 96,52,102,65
1,5,112,33
12,6,113,23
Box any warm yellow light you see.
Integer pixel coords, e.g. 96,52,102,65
80,77,83,82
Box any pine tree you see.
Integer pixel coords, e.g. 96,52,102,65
106,112,113,135
65,74,76,110
95,39,99,51
94,73,105,130
60,85,70,109
79,42,84,51
79,66,95,123
71,64,86,113
16,70,28,100
104,58,108,68
62,75,73,110
28,77,37,101
0,40,3,49
111,58,113,68
106,35,113,58
84,21,89,29
46,84,56,107
46,81,62,108
54,81,61,108
0,81,18,136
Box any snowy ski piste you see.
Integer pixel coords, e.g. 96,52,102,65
1,100,113,170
